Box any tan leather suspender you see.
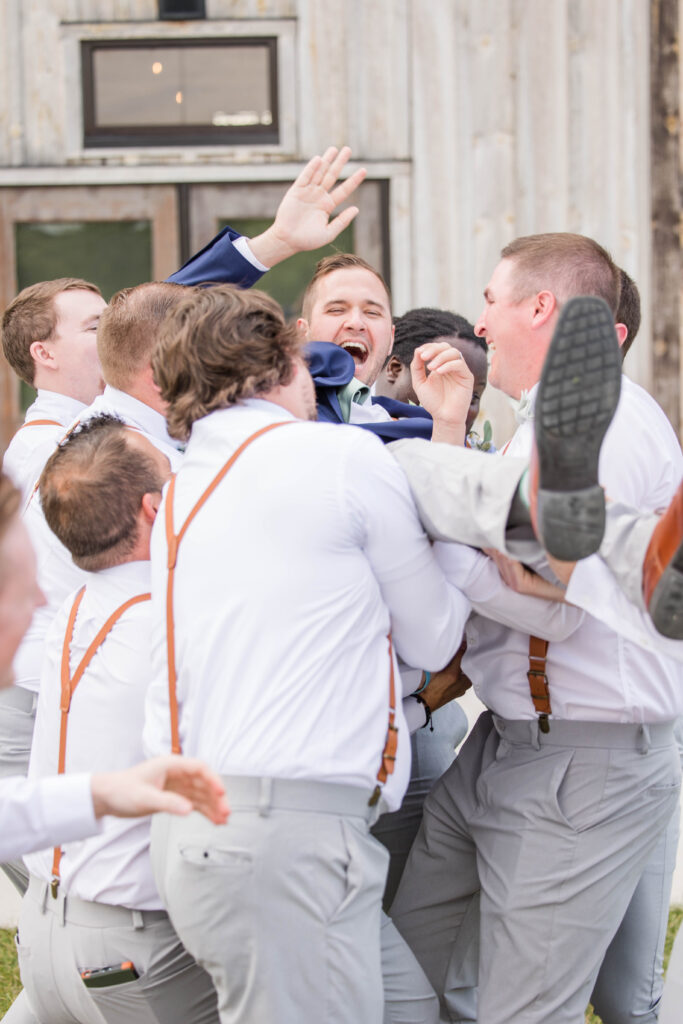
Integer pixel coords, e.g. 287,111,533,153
164,422,293,755
16,419,61,431
164,423,399,805
51,585,152,896
527,635,551,733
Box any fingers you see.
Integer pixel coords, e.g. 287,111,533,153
416,343,472,377
321,145,351,191
325,205,360,241
328,166,367,209
294,154,323,189
310,146,339,187
152,755,230,824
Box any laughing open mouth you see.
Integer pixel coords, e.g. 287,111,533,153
340,340,369,364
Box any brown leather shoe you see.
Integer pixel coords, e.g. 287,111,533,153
643,481,683,639
533,296,622,560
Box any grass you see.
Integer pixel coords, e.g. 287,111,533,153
1,910,681,1017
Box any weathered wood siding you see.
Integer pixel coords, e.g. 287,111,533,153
0,0,672,445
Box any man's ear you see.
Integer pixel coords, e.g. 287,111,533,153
296,317,310,338
141,491,162,524
615,323,627,348
530,290,557,329
29,340,57,372
384,355,404,383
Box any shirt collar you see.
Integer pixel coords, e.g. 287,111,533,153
31,390,86,424
97,386,183,451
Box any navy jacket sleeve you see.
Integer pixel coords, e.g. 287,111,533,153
167,226,266,288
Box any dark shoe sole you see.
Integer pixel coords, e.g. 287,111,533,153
535,296,622,561
648,539,683,639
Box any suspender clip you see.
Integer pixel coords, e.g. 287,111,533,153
538,714,550,734
368,785,382,807
50,876,60,899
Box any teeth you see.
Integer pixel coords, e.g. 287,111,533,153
341,341,368,358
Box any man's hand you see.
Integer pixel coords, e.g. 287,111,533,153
484,548,568,602
91,756,229,825
421,641,472,712
411,342,473,447
248,147,367,268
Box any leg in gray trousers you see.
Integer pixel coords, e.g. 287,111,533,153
390,712,681,1024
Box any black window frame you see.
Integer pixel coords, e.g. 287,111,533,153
158,0,206,19
81,37,279,148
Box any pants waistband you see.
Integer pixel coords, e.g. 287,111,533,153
492,715,675,752
0,685,36,713
27,875,168,929
220,776,383,821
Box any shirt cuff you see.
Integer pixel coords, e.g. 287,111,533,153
403,695,428,733
233,235,271,273
40,773,100,846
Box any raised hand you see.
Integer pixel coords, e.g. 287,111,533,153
411,342,473,446
248,146,367,268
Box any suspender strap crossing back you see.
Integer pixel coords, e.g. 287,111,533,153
16,419,61,431
164,421,400,805
527,634,551,733
51,585,151,896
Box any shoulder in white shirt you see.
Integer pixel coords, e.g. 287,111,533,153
3,390,86,503
25,561,161,909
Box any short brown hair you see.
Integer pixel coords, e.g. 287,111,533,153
501,234,620,315
97,281,188,390
153,284,301,442
39,415,166,572
301,253,392,321
2,279,102,386
616,268,641,360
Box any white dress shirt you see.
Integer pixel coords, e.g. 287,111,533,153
15,388,182,693
0,772,97,863
464,377,683,723
145,399,472,812
25,561,162,909
2,390,86,503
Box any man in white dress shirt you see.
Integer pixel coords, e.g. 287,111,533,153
13,416,222,1024
0,465,228,875
389,234,683,1024
1,279,107,503
143,283,589,1024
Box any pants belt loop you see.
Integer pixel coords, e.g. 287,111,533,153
638,723,651,755
258,777,272,817
529,719,542,751
132,909,144,931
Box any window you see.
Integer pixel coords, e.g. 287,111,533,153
82,39,278,147
158,0,205,18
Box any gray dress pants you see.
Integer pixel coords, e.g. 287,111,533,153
15,876,219,1024
151,777,438,1024
390,711,681,1024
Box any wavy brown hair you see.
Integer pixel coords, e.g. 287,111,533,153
152,284,302,441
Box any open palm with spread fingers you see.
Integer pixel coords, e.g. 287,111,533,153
249,146,367,267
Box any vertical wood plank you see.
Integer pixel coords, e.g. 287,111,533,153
650,0,680,432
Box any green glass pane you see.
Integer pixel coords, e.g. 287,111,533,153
222,218,354,320
14,220,152,410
